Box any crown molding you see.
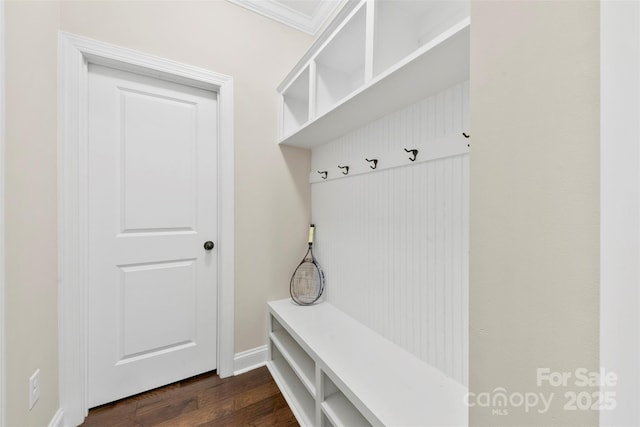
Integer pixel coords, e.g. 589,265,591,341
228,0,340,35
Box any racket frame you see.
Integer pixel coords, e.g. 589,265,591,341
290,225,325,305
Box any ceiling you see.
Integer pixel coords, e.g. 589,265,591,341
228,0,342,35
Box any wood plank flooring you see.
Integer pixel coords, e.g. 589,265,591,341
80,367,298,427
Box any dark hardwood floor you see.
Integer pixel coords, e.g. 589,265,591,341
80,366,298,427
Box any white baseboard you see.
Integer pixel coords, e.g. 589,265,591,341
48,409,64,427
233,345,268,375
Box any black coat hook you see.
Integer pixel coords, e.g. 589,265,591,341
365,158,378,170
462,132,470,147
317,170,328,180
404,148,418,162
338,165,349,175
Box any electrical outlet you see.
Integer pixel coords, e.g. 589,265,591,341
29,369,40,410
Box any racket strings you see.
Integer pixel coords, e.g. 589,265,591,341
290,261,323,305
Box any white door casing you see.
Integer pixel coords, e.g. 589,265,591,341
59,33,234,426
87,64,219,407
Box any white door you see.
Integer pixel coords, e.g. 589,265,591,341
87,64,218,407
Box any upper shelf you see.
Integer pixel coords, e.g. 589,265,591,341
278,0,470,149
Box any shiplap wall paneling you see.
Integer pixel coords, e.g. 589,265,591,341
311,81,469,385
311,82,469,183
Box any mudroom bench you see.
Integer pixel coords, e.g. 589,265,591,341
266,299,468,426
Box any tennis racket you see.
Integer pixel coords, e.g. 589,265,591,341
290,224,325,306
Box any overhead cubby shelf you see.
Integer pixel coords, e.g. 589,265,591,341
373,0,470,77
315,3,367,117
281,66,311,138
277,0,470,149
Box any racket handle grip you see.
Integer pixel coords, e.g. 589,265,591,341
308,224,315,245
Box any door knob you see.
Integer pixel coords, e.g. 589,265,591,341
204,241,214,251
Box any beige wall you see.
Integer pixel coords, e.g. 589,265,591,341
5,1,61,426
5,1,313,425
470,1,599,426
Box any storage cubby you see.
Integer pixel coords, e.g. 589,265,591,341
269,345,316,426
315,3,367,116
373,0,470,77
282,66,311,138
269,315,316,396
321,374,370,427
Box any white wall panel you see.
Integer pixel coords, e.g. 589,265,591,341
311,81,469,384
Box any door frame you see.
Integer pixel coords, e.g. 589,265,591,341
58,32,235,426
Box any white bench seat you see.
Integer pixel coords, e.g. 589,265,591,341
266,299,468,427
